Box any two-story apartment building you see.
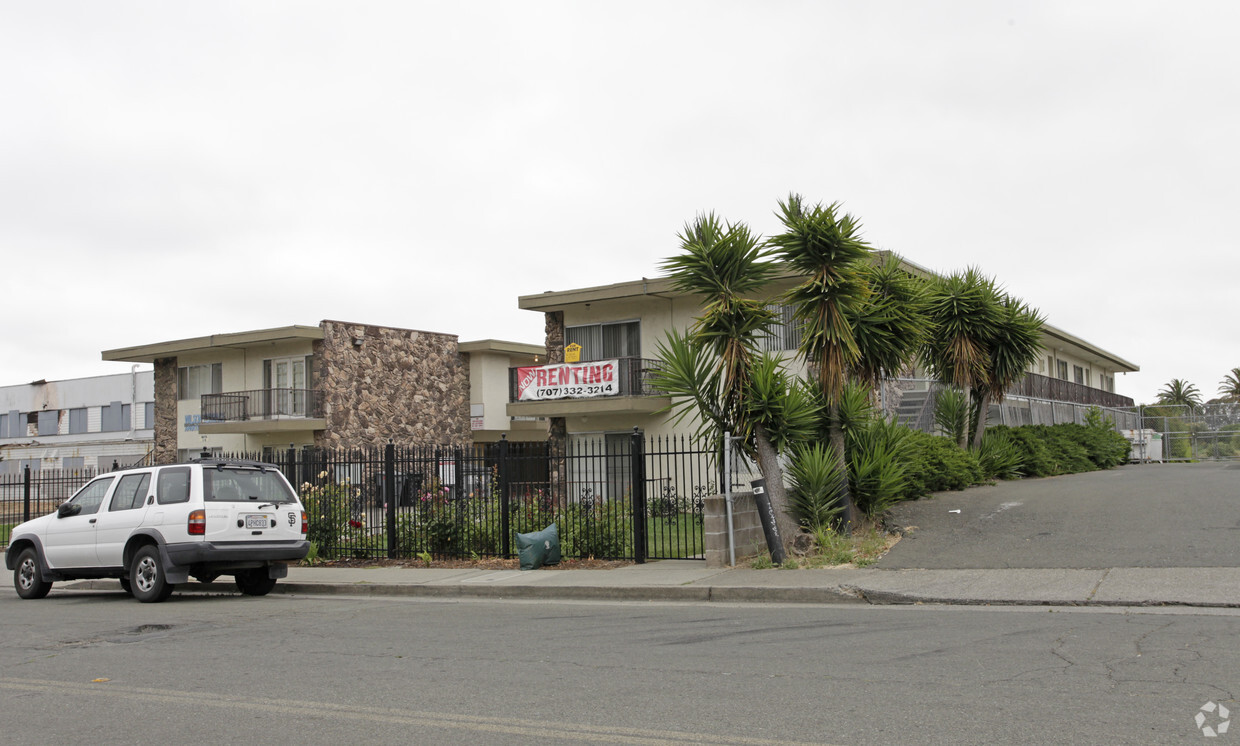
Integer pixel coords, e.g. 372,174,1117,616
509,260,1140,444
102,321,543,464
0,371,155,474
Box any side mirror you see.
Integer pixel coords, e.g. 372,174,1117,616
57,502,82,518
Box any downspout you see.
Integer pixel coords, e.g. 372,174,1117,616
128,364,138,439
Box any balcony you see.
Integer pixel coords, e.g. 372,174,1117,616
199,389,327,434
506,357,670,417
1008,372,1134,409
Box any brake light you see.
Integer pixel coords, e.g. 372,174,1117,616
188,509,206,535
300,511,308,535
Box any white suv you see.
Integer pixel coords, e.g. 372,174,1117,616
7,457,309,603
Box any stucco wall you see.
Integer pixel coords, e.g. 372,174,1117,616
314,321,470,448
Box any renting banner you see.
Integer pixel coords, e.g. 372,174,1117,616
516,360,620,401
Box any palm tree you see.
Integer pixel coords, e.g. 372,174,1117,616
969,294,1045,449
655,213,810,555
921,268,1002,449
1157,379,1202,412
767,195,873,532
1218,368,1240,403
847,253,931,393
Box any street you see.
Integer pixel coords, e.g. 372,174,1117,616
2,592,1236,744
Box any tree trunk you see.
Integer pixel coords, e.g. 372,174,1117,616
970,390,992,451
753,424,801,558
958,384,973,450
828,407,859,535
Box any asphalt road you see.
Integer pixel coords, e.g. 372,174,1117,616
1,592,1237,744
878,462,1240,569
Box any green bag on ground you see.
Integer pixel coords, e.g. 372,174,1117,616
515,523,560,570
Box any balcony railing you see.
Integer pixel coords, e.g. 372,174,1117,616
1008,372,1134,408
509,357,667,403
201,389,324,423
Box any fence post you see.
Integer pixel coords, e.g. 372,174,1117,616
631,427,647,564
285,444,296,487
23,465,31,523
498,435,511,558
385,440,397,558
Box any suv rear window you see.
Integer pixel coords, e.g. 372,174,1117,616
203,467,298,504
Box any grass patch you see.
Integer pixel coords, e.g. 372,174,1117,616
748,521,897,569
0,524,12,546
646,513,702,559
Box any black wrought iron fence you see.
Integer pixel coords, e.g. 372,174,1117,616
3,433,714,563
1,467,102,527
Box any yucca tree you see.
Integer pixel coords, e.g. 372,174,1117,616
1218,368,1240,403
847,253,931,395
969,294,1045,449
768,195,873,532
922,268,1002,449
1157,378,1202,412
654,213,809,553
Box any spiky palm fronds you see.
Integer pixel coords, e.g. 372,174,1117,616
848,254,931,388
1157,378,1203,412
767,195,871,405
1218,368,1240,402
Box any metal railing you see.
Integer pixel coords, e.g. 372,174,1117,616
891,378,1141,434
201,389,323,423
1007,372,1135,409
507,357,667,402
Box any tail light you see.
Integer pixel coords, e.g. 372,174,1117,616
300,511,308,535
188,509,206,535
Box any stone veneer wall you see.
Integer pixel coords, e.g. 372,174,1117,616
153,357,179,465
313,321,470,449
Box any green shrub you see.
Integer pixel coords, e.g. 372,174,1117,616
903,430,984,497
846,417,914,516
787,442,845,531
975,428,1025,480
299,478,353,557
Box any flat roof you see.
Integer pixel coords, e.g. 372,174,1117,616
102,325,324,363
459,339,545,355
519,260,1139,373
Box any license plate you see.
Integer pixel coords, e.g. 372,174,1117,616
245,514,269,529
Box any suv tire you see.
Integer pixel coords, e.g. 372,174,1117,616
14,548,52,600
235,569,277,596
131,545,174,603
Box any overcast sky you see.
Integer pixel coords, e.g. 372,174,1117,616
2,1,1236,406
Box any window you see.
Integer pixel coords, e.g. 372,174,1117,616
1074,365,1085,385
100,401,131,432
1057,360,1069,380
69,408,88,435
37,410,59,437
69,476,116,516
143,402,154,429
178,363,223,401
566,321,640,360
758,304,803,353
204,467,297,503
110,473,151,511
157,467,192,504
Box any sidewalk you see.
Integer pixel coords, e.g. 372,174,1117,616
67,561,1240,608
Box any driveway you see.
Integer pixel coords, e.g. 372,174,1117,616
876,461,1240,569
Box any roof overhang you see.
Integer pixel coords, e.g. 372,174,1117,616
459,339,545,356
102,325,324,364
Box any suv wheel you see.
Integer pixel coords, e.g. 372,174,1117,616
14,548,52,599
235,569,277,597
131,545,174,603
